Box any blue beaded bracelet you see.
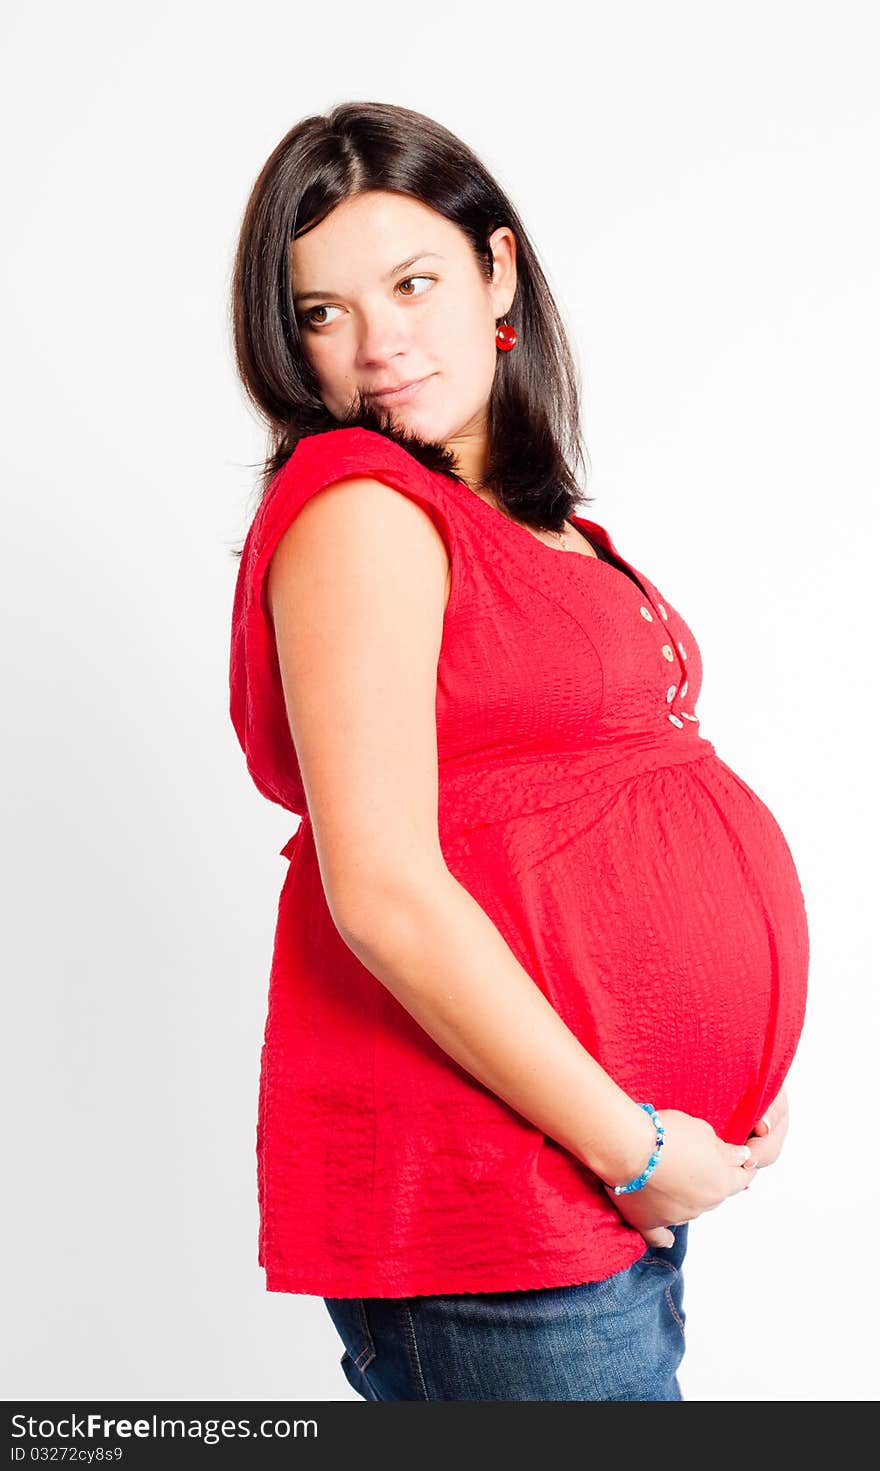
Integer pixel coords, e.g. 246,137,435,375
612,1103,666,1195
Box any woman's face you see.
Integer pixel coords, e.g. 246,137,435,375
290,190,516,475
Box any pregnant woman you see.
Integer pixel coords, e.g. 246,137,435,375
227,101,809,1401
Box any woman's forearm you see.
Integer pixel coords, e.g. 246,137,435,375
338,865,657,1188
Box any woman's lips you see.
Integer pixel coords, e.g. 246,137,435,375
368,373,435,405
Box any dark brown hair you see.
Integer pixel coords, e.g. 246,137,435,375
229,100,592,554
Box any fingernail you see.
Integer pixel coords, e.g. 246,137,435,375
739,1146,751,1161
762,1114,772,1131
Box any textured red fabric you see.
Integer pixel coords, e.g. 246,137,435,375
228,426,809,1297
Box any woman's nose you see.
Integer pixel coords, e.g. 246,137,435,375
355,310,412,366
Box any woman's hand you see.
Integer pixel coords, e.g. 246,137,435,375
741,1088,789,1180
602,1106,754,1247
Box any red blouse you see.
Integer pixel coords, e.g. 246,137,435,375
228,426,809,1298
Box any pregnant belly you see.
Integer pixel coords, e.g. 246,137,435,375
445,752,810,1147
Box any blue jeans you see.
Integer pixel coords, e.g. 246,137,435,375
323,1225,688,1401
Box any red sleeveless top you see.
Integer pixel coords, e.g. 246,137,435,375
228,427,809,1298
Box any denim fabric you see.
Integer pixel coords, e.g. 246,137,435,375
323,1225,687,1401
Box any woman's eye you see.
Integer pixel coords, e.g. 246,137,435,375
301,303,342,329
397,275,435,297
299,276,435,330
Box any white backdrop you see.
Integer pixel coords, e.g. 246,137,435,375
2,0,877,1403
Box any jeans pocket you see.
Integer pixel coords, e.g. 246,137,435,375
637,1256,687,1340
323,1296,378,1373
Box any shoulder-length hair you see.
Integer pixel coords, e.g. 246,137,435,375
229,100,592,552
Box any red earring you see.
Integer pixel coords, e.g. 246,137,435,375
495,321,517,351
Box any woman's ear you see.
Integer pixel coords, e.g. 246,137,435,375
487,225,517,317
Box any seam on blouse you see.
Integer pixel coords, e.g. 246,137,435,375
367,999,380,1295
480,559,608,712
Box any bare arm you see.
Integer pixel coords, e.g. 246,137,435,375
266,473,655,1186
345,864,664,1185
267,475,751,1224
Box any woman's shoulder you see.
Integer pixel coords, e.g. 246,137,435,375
236,426,470,621
243,427,455,552
279,425,456,498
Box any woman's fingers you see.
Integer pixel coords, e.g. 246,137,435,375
642,1226,676,1248
756,1086,789,1137
724,1144,754,1194
743,1090,790,1173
